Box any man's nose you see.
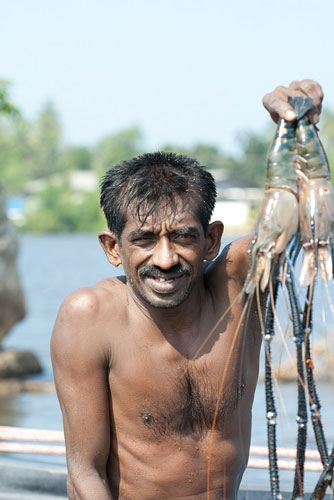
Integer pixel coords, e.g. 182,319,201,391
151,237,179,270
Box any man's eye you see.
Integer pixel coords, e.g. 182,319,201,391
133,236,155,244
174,234,192,241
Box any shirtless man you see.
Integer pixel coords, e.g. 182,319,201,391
51,80,323,500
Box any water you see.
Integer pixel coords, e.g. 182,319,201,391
1,234,334,491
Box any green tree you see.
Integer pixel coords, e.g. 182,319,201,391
58,146,92,172
0,80,19,116
0,123,29,193
319,109,334,182
93,127,142,175
223,131,271,187
24,182,104,233
0,82,25,193
24,102,62,179
190,143,223,170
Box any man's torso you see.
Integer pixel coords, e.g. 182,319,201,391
92,236,262,499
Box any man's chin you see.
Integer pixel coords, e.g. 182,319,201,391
147,299,185,309
127,278,192,310
140,288,191,310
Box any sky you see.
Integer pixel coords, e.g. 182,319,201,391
1,0,334,154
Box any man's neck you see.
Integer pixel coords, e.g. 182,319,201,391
128,279,212,353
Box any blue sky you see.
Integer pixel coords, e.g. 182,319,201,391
1,0,334,154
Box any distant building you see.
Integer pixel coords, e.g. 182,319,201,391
6,197,26,224
210,168,262,206
210,169,262,231
11,171,99,224
24,170,98,195
68,171,98,192
211,200,249,228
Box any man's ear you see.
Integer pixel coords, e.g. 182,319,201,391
98,231,122,267
204,221,224,261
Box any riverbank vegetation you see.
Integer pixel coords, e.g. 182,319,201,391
1,82,334,232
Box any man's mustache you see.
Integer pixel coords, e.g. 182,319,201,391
139,264,191,279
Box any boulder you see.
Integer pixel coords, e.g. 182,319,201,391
0,184,26,342
274,340,334,382
0,379,54,396
0,350,42,378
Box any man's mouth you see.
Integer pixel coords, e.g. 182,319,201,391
144,274,186,293
139,264,191,294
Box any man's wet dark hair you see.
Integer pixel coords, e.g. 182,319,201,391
100,152,217,238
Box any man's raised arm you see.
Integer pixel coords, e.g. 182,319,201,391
51,288,113,500
208,79,324,286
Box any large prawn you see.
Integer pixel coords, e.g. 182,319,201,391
243,110,301,295
205,98,334,500
252,98,334,499
205,101,305,500
294,101,334,499
242,104,303,499
296,109,334,288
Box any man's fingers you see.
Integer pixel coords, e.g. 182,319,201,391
288,79,323,123
263,80,324,124
308,108,321,125
263,87,296,123
289,79,323,105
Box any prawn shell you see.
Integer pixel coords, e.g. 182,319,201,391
266,120,298,193
244,117,299,295
299,177,334,286
254,189,299,255
299,178,334,244
245,189,298,294
296,118,330,179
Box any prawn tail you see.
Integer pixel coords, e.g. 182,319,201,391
299,246,317,288
243,252,268,295
260,253,273,292
318,244,333,283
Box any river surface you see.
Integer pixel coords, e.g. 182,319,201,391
1,234,334,492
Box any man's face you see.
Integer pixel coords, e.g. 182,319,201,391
117,201,210,309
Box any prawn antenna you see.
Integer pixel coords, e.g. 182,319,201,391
303,283,329,467
286,261,308,499
263,270,282,499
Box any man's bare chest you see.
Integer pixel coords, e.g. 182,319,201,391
138,363,246,439
108,323,255,440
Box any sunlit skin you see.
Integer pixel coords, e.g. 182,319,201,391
51,80,323,500
110,202,217,310
53,200,262,500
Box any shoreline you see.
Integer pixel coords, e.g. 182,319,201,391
0,460,331,500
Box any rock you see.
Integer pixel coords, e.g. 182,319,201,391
0,379,55,396
0,378,23,396
0,350,42,379
22,380,55,393
0,184,26,342
274,340,334,382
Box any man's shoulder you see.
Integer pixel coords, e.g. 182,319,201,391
223,233,253,279
206,233,253,288
51,276,130,367
52,277,128,346
225,233,253,260
60,276,127,318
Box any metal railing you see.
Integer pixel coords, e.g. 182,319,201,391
0,426,323,471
